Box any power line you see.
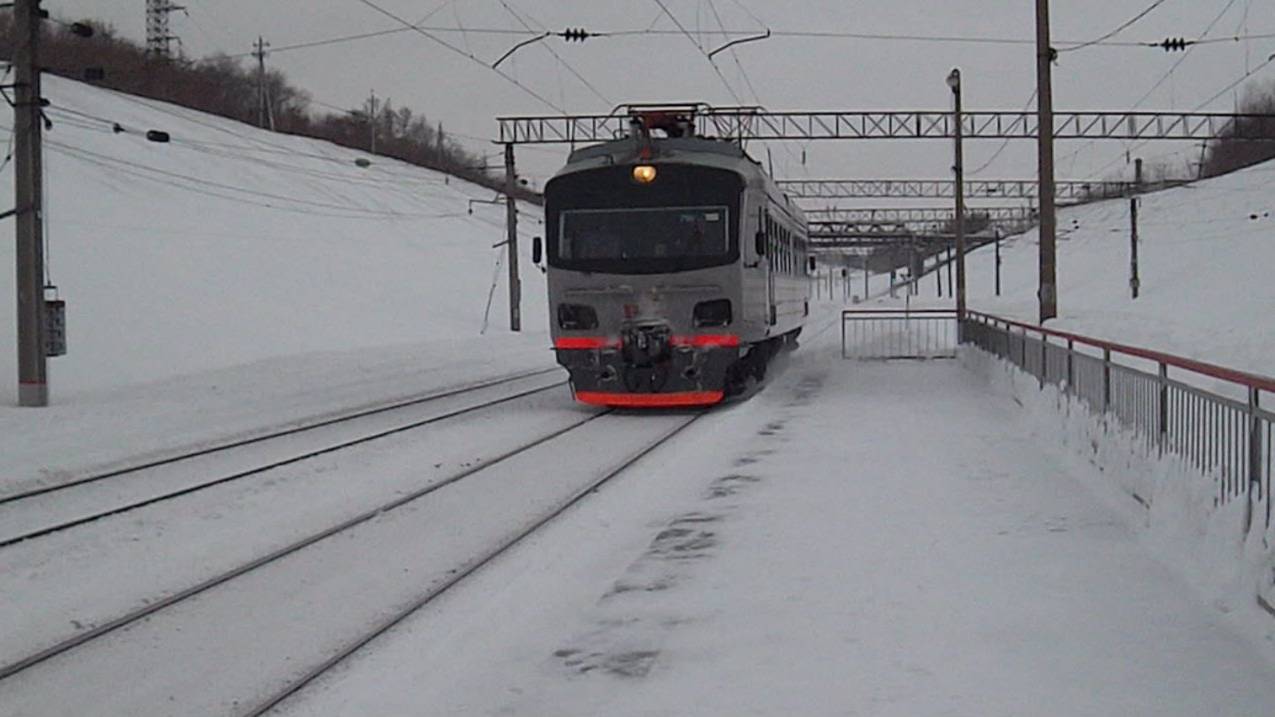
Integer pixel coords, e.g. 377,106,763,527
1062,0,1242,178
968,89,1038,176
1131,0,1242,109
494,0,611,106
221,23,1275,61
650,0,745,104
351,0,567,114
1058,0,1169,53
1079,0,1249,180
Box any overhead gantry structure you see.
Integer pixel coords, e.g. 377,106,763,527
497,108,1275,144
494,104,1275,328
777,178,1185,203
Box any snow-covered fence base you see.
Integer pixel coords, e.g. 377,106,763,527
960,313,1275,624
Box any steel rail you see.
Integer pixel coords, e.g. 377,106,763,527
0,367,562,507
0,407,613,682
0,375,567,548
239,411,704,717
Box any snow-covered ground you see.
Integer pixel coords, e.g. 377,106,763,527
269,323,1275,715
2,77,1275,715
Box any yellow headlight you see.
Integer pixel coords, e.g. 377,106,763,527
632,165,657,184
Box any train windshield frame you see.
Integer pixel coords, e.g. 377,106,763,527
545,163,743,275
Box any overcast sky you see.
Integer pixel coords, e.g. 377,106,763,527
48,1,1275,187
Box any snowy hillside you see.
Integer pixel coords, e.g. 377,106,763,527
909,163,1275,376
0,74,549,404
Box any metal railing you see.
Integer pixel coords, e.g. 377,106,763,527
962,311,1274,532
841,309,958,360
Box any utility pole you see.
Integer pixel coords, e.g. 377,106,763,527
504,144,521,332
1130,157,1142,299
948,68,967,327
367,89,377,154
1036,0,1058,322
253,37,270,130
14,0,46,406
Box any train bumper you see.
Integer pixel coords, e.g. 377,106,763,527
574,390,725,407
554,335,739,408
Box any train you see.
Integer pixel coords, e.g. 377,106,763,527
534,105,811,408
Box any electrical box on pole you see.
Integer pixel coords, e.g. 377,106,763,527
44,288,66,358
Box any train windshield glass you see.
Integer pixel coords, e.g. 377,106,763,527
558,206,729,263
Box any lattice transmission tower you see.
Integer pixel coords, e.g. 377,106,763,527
146,0,185,58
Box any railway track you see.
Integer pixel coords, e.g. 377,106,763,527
0,406,703,717
244,411,702,716
0,368,565,548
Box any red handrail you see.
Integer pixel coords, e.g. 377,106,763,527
842,309,957,316
966,310,1275,394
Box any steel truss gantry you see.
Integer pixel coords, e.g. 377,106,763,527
777,178,1182,202
805,206,1036,224
496,108,1275,144
809,216,1033,240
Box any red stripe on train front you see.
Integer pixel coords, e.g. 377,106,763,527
575,390,725,407
556,335,739,350
671,334,740,348
554,337,620,350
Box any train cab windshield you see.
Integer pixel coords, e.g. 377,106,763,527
545,163,742,275
558,206,729,262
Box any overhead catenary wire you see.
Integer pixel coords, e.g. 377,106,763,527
1059,0,1244,179
968,89,1038,177
1131,0,1243,109
1057,0,1170,53
352,0,569,114
650,0,745,105
494,0,612,105
700,0,803,177
226,22,1275,61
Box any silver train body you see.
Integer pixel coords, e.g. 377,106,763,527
543,123,810,407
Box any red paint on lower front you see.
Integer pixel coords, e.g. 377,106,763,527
575,390,725,408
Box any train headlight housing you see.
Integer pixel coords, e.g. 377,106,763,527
632,165,657,184
693,299,732,328
557,303,599,330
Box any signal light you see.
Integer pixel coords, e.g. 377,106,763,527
632,165,657,184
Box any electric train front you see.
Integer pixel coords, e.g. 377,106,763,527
543,148,748,408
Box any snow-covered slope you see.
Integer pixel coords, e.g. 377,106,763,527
956,164,1274,376
0,74,549,403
